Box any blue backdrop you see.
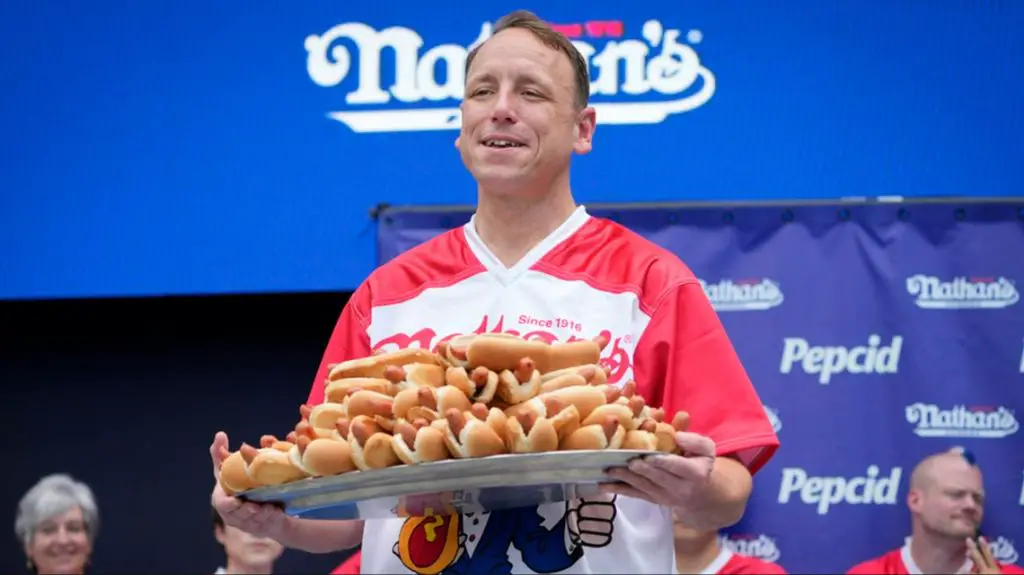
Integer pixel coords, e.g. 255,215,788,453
2,1,1023,300
376,199,1024,574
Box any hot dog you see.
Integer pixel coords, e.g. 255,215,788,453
444,334,549,372
392,385,472,423
239,436,308,486
621,410,692,453
325,377,398,402
580,402,638,431
299,402,348,431
343,389,396,430
327,349,448,381
540,364,608,389
559,415,626,451
391,418,451,465
507,385,607,422
496,357,543,404
445,366,500,404
382,363,447,390
543,336,607,373
504,395,582,454
218,448,260,495
289,419,359,477
440,406,507,458
347,415,400,471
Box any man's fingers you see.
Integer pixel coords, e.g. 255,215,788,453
673,432,715,457
210,431,230,476
978,537,998,568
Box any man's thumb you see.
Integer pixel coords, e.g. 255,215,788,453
674,432,714,456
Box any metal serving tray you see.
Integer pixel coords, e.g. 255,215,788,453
239,450,653,520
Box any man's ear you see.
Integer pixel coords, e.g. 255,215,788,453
455,135,461,149
214,525,226,545
572,106,597,155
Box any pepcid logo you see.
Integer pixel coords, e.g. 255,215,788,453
989,537,1019,565
906,275,1019,310
764,405,782,433
304,18,715,133
777,465,903,515
719,533,781,562
905,403,1019,439
700,278,784,311
779,335,902,384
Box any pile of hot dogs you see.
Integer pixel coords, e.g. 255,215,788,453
218,333,691,496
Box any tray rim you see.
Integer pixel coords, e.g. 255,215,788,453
239,449,656,503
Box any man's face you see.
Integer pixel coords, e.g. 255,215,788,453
909,459,984,539
457,28,595,194
216,525,285,568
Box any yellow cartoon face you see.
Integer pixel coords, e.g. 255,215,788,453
397,513,461,575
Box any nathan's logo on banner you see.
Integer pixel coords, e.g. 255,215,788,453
906,274,1019,310
720,533,781,562
905,403,1019,439
763,405,782,433
304,19,715,133
989,537,1019,565
779,335,902,384
699,278,784,311
777,465,902,515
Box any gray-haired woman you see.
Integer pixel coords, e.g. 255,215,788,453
15,474,99,574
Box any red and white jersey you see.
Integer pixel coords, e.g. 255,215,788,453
847,542,1024,574
307,206,780,575
689,548,788,574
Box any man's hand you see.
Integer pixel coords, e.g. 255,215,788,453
210,432,290,540
967,536,1001,574
566,493,617,548
601,431,717,518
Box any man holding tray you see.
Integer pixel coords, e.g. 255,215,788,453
210,9,779,574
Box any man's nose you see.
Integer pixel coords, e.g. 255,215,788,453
490,90,518,123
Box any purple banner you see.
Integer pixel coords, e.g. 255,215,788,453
376,200,1024,573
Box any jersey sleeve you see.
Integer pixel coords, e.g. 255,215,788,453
999,563,1024,574
632,281,779,475
305,286,373,407
846,558,889,574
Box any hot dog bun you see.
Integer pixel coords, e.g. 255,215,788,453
393,385,473,422
445,366,499,404
508,385,607,422
382,363,447,390
347,415,400,471
581,402,638,431
505,411,559,453
560,415,626,450
239,439,308,486
218,449,260,495
328,349,448,381
543,339,604,373
440,406,507,458
325,378,398,403
540,364,608,387
302,402,348,431
392,419,451,464
496,358,543,405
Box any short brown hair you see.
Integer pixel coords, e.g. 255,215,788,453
464,10,591,110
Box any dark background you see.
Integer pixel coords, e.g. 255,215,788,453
1,293,359,574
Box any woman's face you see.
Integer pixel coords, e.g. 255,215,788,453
27,506,91,574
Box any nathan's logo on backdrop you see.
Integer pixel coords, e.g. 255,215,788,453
720,533,781,562
779,335,902,384
763,405,782,433
906,274,1019,310
304,19,715,133
989,537,1019,565
905,403,1019,439
777,465,903,515
700,278,784,311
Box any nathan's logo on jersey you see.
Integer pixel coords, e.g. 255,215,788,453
373,314,634,384
699,278,784,311
779,335,902,384
989,537,1019,565
763,405,782,433
777,465,902,515
304,18,715,133
905,403,1019,439
906,274,1019,310
720,533,781,562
